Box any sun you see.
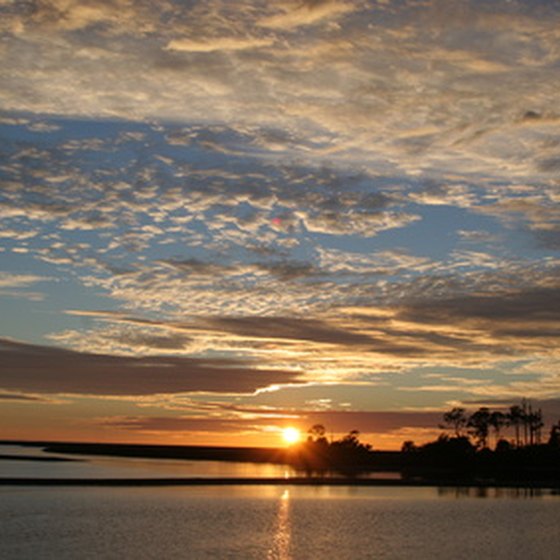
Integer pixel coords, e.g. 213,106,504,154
282,427,301,445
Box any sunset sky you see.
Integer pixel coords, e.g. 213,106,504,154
1,0,559,449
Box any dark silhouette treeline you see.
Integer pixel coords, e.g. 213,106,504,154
437,399,547,448
287,399,560,483
398,400,560,484
288,424,375,475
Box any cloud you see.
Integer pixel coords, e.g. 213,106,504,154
0,391,46,402
49,323,193,356
2,0,558,186
0,272,48,300
0,273,47,288
25,0,151,32
0,228,38,240
1,1,559,444
475,192,560,233
99,408,443,438
201,316,376,346
166,36,274,53
59,272,560,387
258,0,359,30
400,287,560,328
408,183,477,208
0,338,302,396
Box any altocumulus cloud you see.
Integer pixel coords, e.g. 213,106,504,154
1,0,559,443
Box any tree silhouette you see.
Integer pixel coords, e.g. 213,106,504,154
294,426,374,475
548,421,560,448
467,407,491,449
340,429,361,447
489,411,506,448
401,440,417,453
527,407,544,445
441,407,468,437
307,424,328,444
521,398,530,445
507,405,523,447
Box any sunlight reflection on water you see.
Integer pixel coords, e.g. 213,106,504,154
268,489,291,560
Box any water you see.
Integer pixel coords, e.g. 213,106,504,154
0,444,294,479
1,485,559,559
2,445,559,559
0,444,399,480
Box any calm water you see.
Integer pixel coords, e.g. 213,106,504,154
0,444,295,479
0,444,399,479
1,485,559,559
2,446,559,559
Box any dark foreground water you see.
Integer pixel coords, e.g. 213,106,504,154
1,485,559,560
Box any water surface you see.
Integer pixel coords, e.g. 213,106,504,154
2,445,558,559
0,444,293,479
1,485,559,559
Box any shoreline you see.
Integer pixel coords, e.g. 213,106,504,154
1,476,559,489
0,454,82,462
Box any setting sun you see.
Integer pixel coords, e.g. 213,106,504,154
282,427,301,445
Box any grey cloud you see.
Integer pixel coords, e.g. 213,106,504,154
457,229,500,244
254,260,322,281
108,331,192,351
101,415,238,433
100,409,443,435
23,0,158,33
522,110,542,122
300,410,441,434
0,392,45,402
202,316,375,346
534,229,560,251
301,210,420,237
461,397,560,420
401,287,560,325
536,158,560,173
60,309,462,360
59,264,560,380
0,338,301,396
156,258,230,278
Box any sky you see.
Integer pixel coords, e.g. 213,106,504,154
1,0,559,450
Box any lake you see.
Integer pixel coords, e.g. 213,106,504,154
2,485,559,559
0,443,295,479
1,445,559,559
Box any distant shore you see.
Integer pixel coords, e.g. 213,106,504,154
2,440,559,488
0,440,303,464
0,454,81,462
1,476,559,489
